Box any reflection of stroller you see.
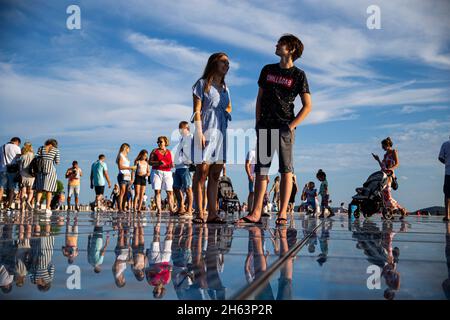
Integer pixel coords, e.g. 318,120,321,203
217,176,241,216
349,171,395,220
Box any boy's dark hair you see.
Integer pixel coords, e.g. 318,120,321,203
179,121,189,129
10,137,21,144
99,154,105,160
278,34,304,61
72,161,78,166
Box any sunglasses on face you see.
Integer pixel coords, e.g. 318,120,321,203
157,141,163,144
219,59,229,66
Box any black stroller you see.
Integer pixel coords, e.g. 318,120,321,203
217,176,241,216
349,171,396,220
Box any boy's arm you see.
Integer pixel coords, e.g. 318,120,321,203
289,92,312,130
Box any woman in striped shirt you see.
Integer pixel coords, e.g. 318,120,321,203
34,139,60,215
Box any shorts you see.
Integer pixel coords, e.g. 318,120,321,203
151,170,173,191
173,168,192,190
134,175,147,186
254,123,295,175
444,175,450,198
0,171,18,190
20,176,35,188
321,194,330,207
117,173,131,187
68,185,80,197
248,178,255,193
94,186,105,196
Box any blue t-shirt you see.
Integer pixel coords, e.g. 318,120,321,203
91,160,108,186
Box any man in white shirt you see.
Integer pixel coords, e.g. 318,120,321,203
0,137,21,211
439,136,450,222
245,149,256,212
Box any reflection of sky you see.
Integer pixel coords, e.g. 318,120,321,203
1,1,450,211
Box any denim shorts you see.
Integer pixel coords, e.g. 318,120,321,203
117,173,131,187
0,171,18,190
173,168,192,190
248,180,254,193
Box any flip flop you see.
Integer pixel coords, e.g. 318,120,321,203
275,217,288,226
207,216,227,224
234,216,262,225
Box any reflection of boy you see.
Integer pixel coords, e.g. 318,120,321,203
87,227,110,273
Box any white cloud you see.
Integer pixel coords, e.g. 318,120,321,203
399,105,449,114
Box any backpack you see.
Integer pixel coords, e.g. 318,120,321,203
28,156,39,177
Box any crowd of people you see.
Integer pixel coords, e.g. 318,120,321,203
0,33,448,223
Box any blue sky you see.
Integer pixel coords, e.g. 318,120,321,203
0,0,449,211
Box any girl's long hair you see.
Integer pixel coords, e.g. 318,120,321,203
134,149,148,165
21,142,33,154
116,143,130,165
197,52,228,93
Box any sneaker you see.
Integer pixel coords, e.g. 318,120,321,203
45,209,52,216
443,216,450,222
75,206,80,212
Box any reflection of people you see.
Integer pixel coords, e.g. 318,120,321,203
62,213,79,264
276,224,297,300
146,221,173,298
88,215,110,273
132,220,147,281
352,220,401,299
317,220,332,266
30,222,55,292
0,225,15,294
439,136,450,222
112,218,131,288
442,222,450,299
245,226,274,300
172,221,194,299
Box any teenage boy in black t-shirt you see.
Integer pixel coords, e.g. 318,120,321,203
238,34,312,226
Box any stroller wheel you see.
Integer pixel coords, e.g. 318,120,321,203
382,208,394,220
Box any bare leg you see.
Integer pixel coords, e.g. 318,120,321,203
278,172,293,224
155,190,162,214
46,192,52,210
175,188,185,213
193,163,209,221
206,164,223,221
238,174,268,223
167,191,175,213
0,188,4,209
138,187,145,212
35,192,43,210
134,185,141,212
118,184,127,212
186,187,193,215
247,191,254,213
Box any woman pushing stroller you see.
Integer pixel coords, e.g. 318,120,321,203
372,137,408,219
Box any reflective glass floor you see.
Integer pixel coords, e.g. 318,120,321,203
0,210,449,300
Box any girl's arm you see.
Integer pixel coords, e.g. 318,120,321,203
389,150,400,171
118,157,132,171
148,150,160,166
